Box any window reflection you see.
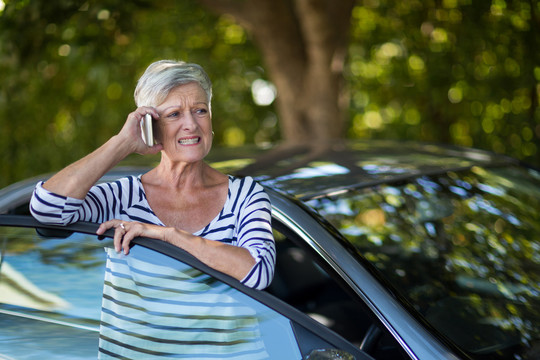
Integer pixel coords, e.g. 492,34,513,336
275,162,350,181
100,246,303,359
307,166,540,360
0,227,110,324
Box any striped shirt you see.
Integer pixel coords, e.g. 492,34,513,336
30,175,275,289
98,246,278,359
31,175,279,359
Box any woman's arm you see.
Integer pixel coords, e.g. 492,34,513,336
96,221,256,282
43,136,131,199
96,181,275,289
30,107,162,225
42,107,162,199
163,226,258,282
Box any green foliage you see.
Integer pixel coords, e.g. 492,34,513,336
0,0,538,189
0,0,276,188
347,0,539,166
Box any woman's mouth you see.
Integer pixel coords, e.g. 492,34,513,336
178,137,201,145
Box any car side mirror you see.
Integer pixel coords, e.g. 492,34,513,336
305,348,356,360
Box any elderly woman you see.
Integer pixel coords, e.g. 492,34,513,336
30,60,276,358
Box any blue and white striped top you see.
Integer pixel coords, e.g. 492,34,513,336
30,175,280,359
30,175,275,289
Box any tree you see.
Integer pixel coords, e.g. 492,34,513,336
199,0,355,144
197,0,539,164
344,0,539,165
0,0,271,187
0,0,538,189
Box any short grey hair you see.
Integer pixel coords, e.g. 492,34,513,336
134,60,212,108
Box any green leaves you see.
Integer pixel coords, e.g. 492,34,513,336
347,0,539,166
0,0,538,189
0,0,271,187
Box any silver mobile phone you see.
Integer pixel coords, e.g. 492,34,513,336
141,114,154,146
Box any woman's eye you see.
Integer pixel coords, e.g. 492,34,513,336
167,111,179,118
195,108,207,115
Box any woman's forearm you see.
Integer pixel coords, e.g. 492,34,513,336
98,220,257,281
42,106,162,199
164,227,257,281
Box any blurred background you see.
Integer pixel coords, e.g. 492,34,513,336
0,0,538,188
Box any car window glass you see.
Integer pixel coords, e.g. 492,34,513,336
307,165,540,360
101,244,360,359
0,226,110,326
0,224,370,359
268,226,410,360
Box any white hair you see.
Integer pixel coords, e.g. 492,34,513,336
134,60,212,108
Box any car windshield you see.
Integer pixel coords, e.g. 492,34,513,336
307,165,540,360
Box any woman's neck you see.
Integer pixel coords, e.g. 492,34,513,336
144,158,226,191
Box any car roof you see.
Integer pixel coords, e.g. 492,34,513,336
0,140,516,213
208,140,517,200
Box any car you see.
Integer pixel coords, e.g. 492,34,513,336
0,140,538,360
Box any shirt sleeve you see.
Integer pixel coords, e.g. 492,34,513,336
236,179,276,290
29,181,85,225
29,178,133,225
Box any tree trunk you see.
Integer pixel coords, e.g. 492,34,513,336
199,0,355,145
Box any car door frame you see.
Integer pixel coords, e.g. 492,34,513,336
0,214,372,360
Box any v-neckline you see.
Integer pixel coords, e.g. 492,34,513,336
136,175,231,235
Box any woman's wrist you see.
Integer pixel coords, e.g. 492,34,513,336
163,227,181,244
107,134,138,159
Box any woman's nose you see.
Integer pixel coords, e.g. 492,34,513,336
182,111,197,130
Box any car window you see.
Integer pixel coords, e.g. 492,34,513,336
0,220,372,360
109,238,379,359
267,224,410,360
307,165,540,360
0,224,109,359
101,244,308,358
0,225,110,326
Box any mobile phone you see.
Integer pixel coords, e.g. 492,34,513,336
141,114,154,146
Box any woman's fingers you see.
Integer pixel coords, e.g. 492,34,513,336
97,220,136,255
97,220,165,255
122,107,163,155
133,106,159,119
119,223,142,255
115,222,129,254
96,219,118,235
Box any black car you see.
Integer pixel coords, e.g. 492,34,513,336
1,140,539,359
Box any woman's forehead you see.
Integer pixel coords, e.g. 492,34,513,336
158,83,208,108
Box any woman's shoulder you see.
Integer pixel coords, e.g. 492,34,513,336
228,175,267,198
94,174,144,190
103,174,142,184
228,175,260,188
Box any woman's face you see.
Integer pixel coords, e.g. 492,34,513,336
155,82,212,164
